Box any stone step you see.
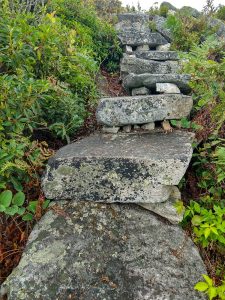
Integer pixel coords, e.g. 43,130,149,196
121,55,179,78
123,73,191,93
42,131,193,203
96,94,192,126
135,50,179,61
1,201,207,300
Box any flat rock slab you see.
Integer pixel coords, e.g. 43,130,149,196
121,55,179,78
135,50,179,61
42,131,193,203
96,94,192,126
116,14,167,46
1,201,207,300
123,73,191,93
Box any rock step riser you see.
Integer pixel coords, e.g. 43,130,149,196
96,94,192,126
135,51,179,61
121,56,180,77
117,32,168,47
123,73,191,93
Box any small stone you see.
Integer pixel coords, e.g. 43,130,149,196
162,120,173,132
125,45,133,54
156,82,181,94
136,44,149,51
134,125,141,130
132,87,150,96
123,125,132,133
141,123,155,131
102,126,120,134
138,186,184,224
156,43,171,51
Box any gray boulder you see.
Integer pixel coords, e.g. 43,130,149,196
208,17,225,38
150,15,172,41
135,50,179,61
96,94,192,126
1,201,207,300
120,55,180,78
42,131,193,203
179,6,201,18
160,1,177,12
123,73,191,93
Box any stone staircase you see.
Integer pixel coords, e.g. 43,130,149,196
42,13,194,224
1,13,207,300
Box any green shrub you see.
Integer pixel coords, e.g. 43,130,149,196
216,5,225,21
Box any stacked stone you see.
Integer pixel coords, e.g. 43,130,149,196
41,13,194,225
1,13,207,300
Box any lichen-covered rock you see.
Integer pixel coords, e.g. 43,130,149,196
208,17,225,38
1,201,207,300
156,83,181,94
42,131,193,203
150,15,172,41
179,6,200,18
123,73,191,93
96,94,192,126
120,55,180,78
116,13,167,46
138,186,183,224
135,50,179,61
132,87,150,96
160,1,177,12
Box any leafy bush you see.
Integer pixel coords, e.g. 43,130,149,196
216,5,225,21
195,274,225,300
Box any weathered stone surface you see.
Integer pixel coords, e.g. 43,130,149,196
150,15,172,41
121,55,180,78
156,43,171,51
132,87,150,96
208,17,225,38
42,131,193,203
116,14,168,46
102,126,120,134
96,94,192,126
1,201,207,300
123,125,132,133
160,1,177,12
123,73,191,93
179,6,200,18
141,122,155,131
156,82,181,94
138,186,184,224
135,50,179,61
136,44,149,51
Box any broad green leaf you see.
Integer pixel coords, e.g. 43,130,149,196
12,192,25,206
5,205,18,216
203,275,213,286
0,190,12,207
17,207,26,215
0,204,6,212
204,228,211,239
27,201,38,214
208,287,217,300
42,200,50,210
191,215,202,226
22,213,33,221
194,282,209,292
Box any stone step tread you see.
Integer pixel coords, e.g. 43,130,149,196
42,131,193,202
118,31,168,46
123,73,191,93
135,50,179,61
96,94,193,126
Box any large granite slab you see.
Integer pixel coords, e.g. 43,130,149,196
1,201,207,300
121,55,179,78
42,131,193,203
96,94,192,126
123,73,191,93
116,13,167,46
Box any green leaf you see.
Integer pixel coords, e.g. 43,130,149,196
0,190,13,207
11,177,23,192
191,215,202,226
17,207,26,215
208,287,217,300
5,205,19,216
42,200,50,210
204,228,211,239
194,282,209,292
12,192,25,206
22,213,33,221
0,204,6,212
27,201,38,214
203,275,213,286
194,202,201,213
